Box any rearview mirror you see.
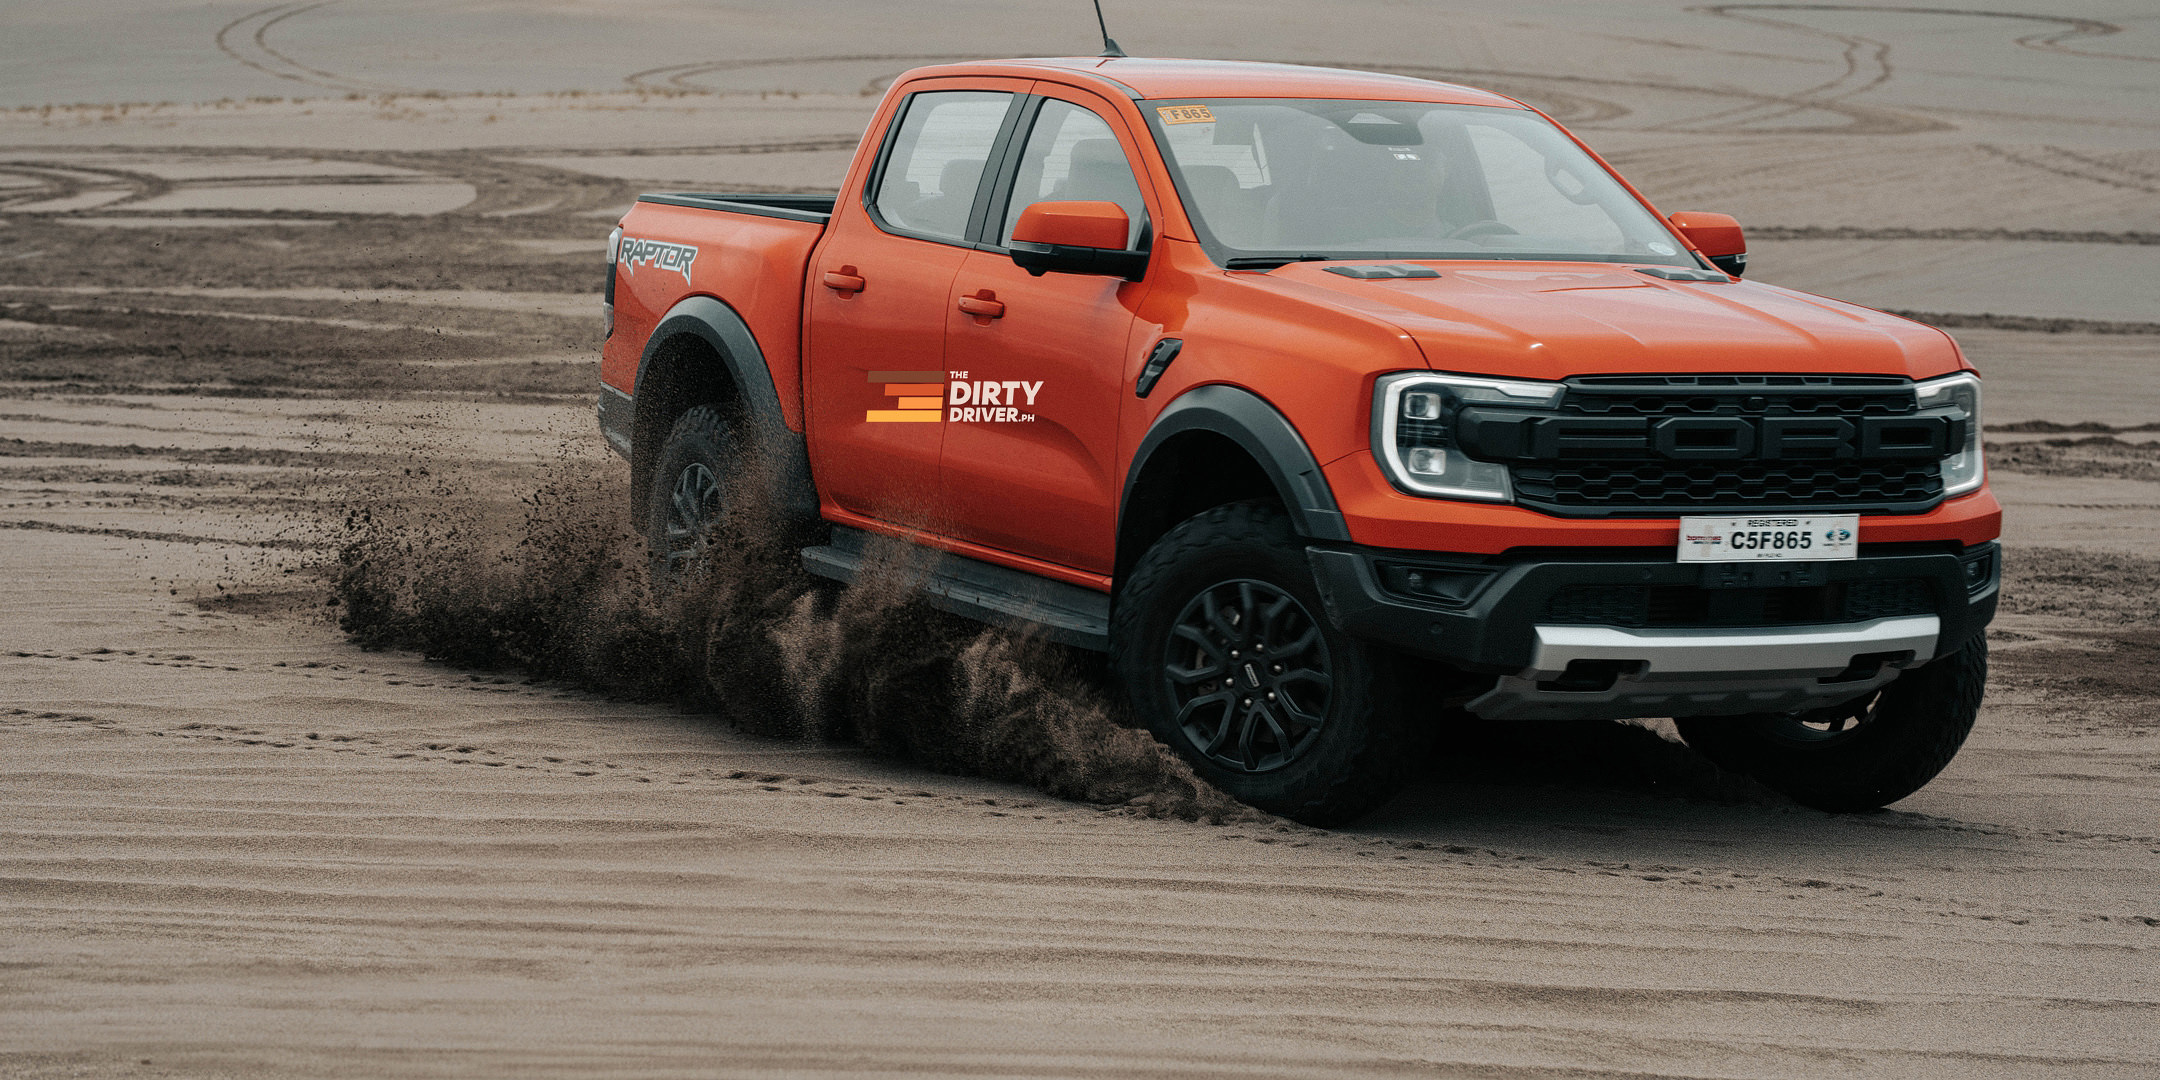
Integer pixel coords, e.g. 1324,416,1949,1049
1667,212,1746,278
1008,200,1148,282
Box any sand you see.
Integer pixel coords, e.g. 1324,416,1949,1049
3,2,2158,1076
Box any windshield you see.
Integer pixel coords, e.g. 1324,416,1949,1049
1142,98,1697,268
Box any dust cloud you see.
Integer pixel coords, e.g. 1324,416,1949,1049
330,450,1254,822
327,442,1791,820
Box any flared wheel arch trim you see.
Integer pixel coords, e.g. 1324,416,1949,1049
628,293,816,522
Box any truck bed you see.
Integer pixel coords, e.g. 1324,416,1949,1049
604,193,838,431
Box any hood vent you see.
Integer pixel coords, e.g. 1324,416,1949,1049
1324,263,1441,280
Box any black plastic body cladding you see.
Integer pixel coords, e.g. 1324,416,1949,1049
1122,384,1351,543
631,294,817,524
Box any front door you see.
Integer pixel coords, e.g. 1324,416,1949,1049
937,92,1158,575
803,86,1021,528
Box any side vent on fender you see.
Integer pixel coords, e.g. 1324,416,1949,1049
1135,338,1183,399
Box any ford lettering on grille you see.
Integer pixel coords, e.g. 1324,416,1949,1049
1448,376,1966,517
1454,412,1965,462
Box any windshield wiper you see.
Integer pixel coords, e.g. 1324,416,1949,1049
1223,254,1334,271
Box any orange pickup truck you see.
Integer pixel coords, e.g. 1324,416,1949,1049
599,57,1999,824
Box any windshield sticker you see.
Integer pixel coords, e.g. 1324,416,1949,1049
618,237,698,285
1647,241,1678,256
1156,104,1215,125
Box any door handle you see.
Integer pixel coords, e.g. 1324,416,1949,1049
957,291,1004,319
822,268,865,293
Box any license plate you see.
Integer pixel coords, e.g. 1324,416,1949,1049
1677,515,1857,563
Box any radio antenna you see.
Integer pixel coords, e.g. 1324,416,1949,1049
1091,0,1127,57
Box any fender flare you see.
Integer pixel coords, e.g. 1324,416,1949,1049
1120,384,1351,544
632,294,816,522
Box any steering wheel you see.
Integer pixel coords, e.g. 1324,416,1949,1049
1448,219,1519,240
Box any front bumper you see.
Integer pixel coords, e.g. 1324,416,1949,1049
1307,540,1998,721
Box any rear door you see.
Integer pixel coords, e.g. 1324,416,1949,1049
935,89,1159,574
803,84,1026,527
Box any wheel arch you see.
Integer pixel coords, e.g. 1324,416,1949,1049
1115,384,1350,586
630,294,815,522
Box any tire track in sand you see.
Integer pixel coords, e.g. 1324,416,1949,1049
1672,5,2154,134
1672,4,1917,132
1705,4,2155,66
623,54,970,97
214,1,412,96
1976,144,2160,196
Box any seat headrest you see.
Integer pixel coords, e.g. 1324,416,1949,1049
939,158,984,197
1182,164,1240,195
1067,138,1126,171
1060,139,1140,205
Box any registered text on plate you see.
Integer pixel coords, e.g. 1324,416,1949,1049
1677,514,1859,563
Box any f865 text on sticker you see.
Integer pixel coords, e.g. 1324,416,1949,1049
618,237,699,285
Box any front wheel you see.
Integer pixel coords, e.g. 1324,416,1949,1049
1111,502,1424,826
1674,637,1987,812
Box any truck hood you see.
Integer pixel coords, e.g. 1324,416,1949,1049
1258,263,1964,380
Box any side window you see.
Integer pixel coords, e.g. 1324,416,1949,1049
873,90,1013,242
1000,99,1149,249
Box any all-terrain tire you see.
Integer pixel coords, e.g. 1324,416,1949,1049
1674,637,1987,812
644,405,739,588
1111,501,1424,826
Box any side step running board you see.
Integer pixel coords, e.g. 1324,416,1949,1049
800,526,1111,651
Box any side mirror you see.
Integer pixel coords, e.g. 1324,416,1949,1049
1668,212,1746,278
1008,200,1148,282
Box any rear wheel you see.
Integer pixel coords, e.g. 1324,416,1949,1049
645,405,737,587
1674,637,1987,812
1112,502,1423,826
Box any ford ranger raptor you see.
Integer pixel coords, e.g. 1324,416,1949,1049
598,58,1999,824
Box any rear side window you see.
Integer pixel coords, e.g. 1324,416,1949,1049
1000,99,1149,249
873,90,1013,242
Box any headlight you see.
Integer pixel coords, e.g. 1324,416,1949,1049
1916,371,1983,495
1373,372,1562,501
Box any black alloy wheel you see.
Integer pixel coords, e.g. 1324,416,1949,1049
1111,501,1426,826
658,459,723,573
644,404,737,585
1164,578,1334,773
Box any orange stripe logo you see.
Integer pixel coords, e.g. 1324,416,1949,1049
866,370,946,423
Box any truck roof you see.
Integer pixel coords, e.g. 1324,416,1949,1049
903,57,1527,108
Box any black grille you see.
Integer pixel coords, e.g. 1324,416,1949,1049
1512,460,1945,510
1545,578,1936,629
1562,374,1917,418
1510,375,1943,515
1845,578,1935,621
